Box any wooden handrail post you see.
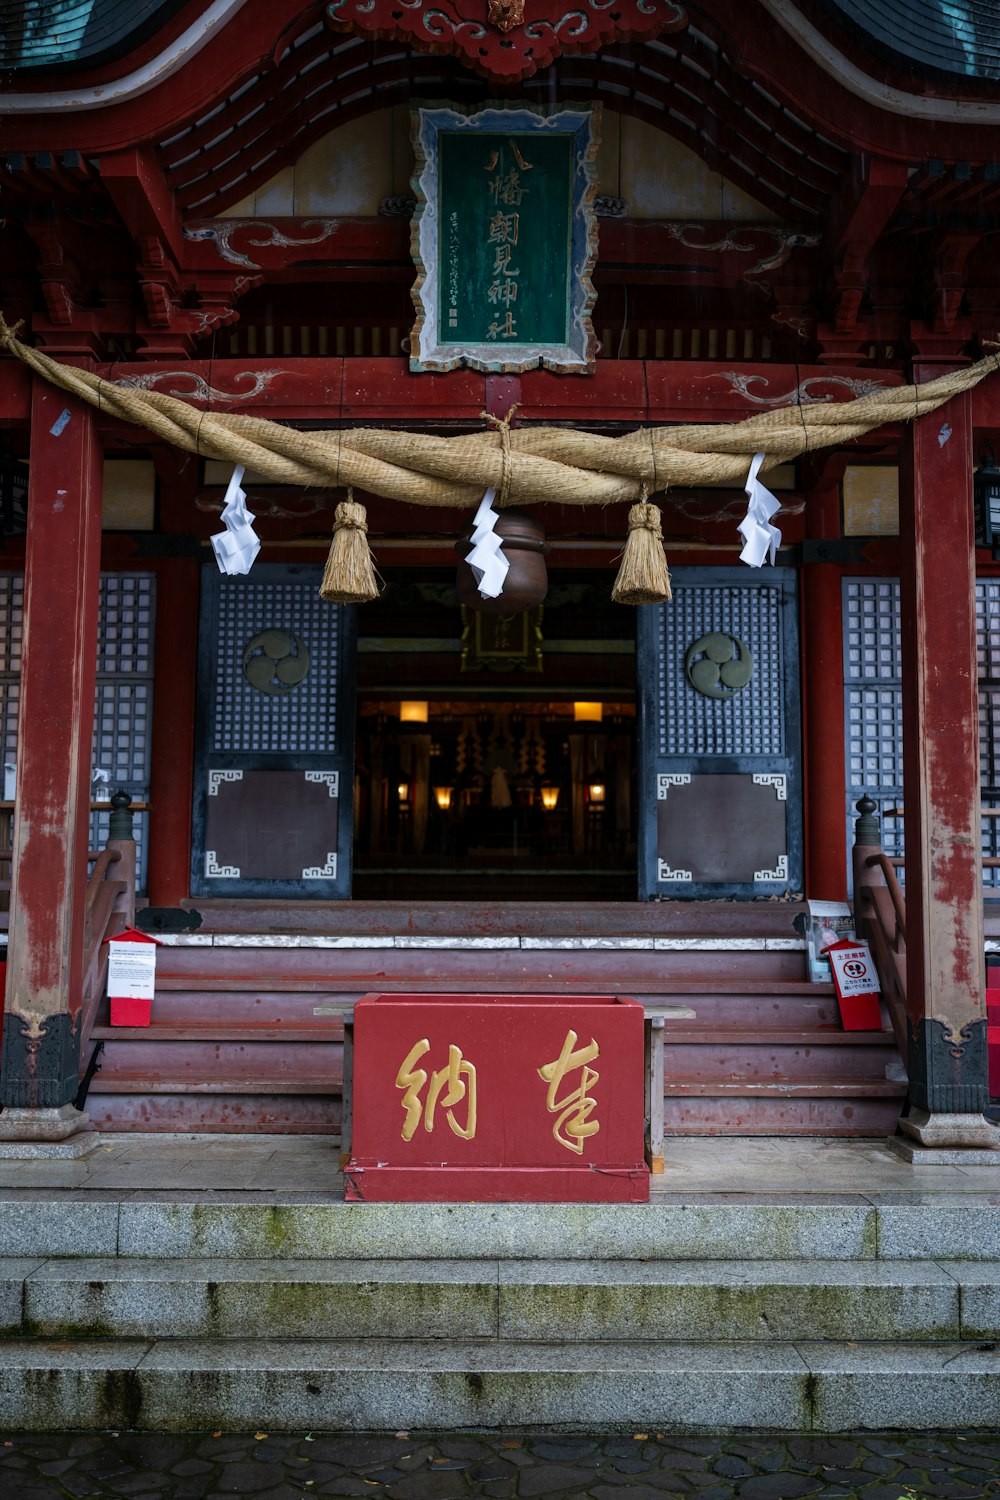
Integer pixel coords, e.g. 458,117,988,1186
852,794,885,919
105,788,136,929
851,795,909,1066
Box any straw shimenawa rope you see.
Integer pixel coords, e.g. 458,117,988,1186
5,316,997,507
3,315,999,603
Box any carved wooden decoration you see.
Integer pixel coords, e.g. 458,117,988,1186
326,0,687,83
488,0,524,31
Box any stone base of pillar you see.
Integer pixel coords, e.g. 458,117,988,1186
0,1104,95,1155
886,1107,1000,1163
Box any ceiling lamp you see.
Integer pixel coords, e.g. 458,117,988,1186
399,701,428,723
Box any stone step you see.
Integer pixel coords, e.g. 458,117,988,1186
1,1336,999,1432
3,1194,1000,1263
0,1195,875,1261
3,1256,991,1343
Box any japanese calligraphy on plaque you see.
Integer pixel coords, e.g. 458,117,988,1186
410,103,600,374
392,1028,602,1157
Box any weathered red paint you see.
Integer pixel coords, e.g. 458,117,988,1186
347,992,648,1201
5,381,102,1038
801,461,849,900
69,357,896,427
898,380,985,1034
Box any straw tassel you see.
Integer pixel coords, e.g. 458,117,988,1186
320,493,381,604
611,499,672,605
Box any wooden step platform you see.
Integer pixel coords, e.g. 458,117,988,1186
83,922,904,1139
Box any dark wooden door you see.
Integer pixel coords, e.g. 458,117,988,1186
637,567,802,899
191,564,356,898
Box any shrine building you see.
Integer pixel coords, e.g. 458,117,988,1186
0,0,999,1159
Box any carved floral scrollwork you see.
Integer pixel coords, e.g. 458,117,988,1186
325,0,687,82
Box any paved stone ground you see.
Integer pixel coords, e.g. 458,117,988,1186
0,1431,999,1499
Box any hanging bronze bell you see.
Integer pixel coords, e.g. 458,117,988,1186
455,507,550,614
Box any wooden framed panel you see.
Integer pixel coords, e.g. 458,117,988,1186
191,563,356,899
637,567,802,899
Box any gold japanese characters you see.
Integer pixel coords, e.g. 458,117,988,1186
394,1030,602,1155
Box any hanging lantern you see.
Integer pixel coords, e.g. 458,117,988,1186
455,507,550,614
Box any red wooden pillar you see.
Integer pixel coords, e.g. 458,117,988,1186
802,461,848,900
0,380,102,1136
146,558,199,908
898,378,994,1144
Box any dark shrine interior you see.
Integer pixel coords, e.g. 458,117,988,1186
351,567,638,900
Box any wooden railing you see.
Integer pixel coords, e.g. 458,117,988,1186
77,792,137,1092
851,796,908,1064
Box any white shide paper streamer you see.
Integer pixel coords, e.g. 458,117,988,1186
464,488,509,600
738,451,782,568
211,464,261,576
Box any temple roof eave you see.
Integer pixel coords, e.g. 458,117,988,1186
3,0,1000,165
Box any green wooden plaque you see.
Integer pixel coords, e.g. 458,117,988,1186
411,104,600,374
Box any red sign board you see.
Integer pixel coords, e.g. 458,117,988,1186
346,992,648,1203
824,938,883,1031
988,990,1000,1097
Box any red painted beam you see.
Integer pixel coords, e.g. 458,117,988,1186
801,459,849,900
146,558,199,907
828,158,909,259
0,379,102,1108
98,147,185,265
38,357,895,428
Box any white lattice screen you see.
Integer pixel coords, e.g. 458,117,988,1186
656,582,785,757
843,577,1000,888
0,572,155,891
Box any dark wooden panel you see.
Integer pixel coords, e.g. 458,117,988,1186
182,898,810,938
205,772,339,882
656,775,786,885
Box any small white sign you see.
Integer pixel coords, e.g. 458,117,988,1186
828,941,881,997
107,941,157,1000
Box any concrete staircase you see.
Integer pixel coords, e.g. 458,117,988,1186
83,902,904,1137
2,1192,1000,1431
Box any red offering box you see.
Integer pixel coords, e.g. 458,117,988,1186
988,989,1000,1096
110,996,151,1027
838,992,883,1031
347,992,648,1203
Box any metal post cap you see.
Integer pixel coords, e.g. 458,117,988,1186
107,789,135,842
853,794,881,846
